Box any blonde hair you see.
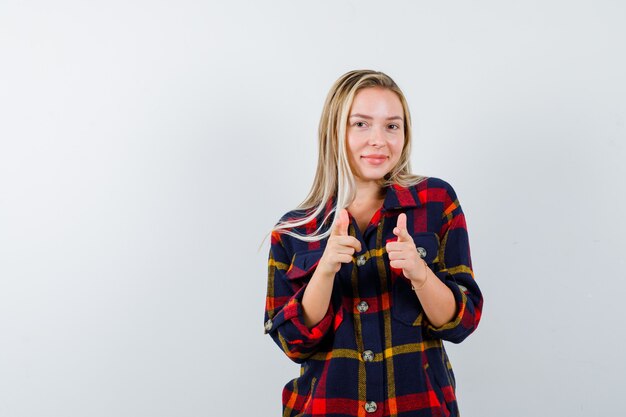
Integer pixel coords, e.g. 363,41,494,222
263,69,426,247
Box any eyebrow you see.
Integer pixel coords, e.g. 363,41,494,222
349,113,404,121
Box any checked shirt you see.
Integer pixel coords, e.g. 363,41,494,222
264,176,483,417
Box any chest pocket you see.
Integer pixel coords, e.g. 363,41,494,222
284,248,346,332
285,249,325,281
391,232,440,327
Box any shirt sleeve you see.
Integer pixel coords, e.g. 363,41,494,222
425,181,483,343
263,231,336,363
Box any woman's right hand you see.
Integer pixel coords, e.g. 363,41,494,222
317,209,363,276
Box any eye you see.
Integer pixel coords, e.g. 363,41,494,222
354,121,367,128
388,123,400,130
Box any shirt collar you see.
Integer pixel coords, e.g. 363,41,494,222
325,182,422,216
382,183,422,210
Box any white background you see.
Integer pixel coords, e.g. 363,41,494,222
1,1,625,416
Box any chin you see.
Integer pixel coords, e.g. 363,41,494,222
356,173,388,183
360,169,388,179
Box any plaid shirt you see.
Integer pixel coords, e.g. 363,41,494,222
264,177,483,417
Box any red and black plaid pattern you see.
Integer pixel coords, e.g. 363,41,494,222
264,177,483,417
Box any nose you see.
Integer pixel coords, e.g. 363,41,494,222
368,126,385,147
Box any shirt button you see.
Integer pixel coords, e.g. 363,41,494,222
364,401,377,413
264,319,273,333
362,350,374,362
356,300,369,313
356,254,367,266
416,246,427,259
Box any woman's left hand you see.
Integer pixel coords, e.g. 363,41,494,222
385,213,427,285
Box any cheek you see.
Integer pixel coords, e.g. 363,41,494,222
391,139,404,157
389,146,404,166
346,135,365,154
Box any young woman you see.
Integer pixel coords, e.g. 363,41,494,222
264,70,483,417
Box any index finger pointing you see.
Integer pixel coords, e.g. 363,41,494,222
395,213,413,242
331,208,349,236
396,212,407,231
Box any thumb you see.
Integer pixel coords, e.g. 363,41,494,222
394,213,410,241
332,208,349,236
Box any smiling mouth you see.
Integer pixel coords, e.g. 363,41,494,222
361,156,388,165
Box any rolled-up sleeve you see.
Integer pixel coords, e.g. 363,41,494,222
426,181,483,343
263,231,335,363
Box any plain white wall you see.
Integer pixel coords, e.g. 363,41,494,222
1,1,625,416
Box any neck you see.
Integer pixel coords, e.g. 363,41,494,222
353,179,385,205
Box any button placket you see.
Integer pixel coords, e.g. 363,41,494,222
352,220,383,414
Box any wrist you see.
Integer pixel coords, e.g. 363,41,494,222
410,258,429,291
312,264,337,281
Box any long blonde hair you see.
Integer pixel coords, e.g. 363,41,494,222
264,69,426,246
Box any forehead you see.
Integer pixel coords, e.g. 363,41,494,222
350,87,403,115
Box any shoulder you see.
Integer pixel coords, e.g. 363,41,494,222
406,176,460,206
276,197,335,230
276,208,312,225
412,175,455,193
275,207,329,233
272,206,331,252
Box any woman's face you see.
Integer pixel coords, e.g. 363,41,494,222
346,87,405,186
